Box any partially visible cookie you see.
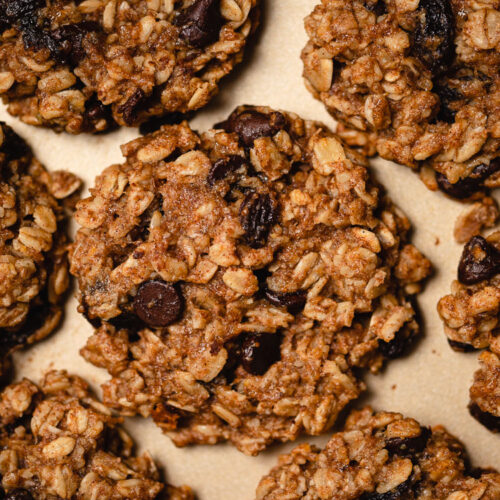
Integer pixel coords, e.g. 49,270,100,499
302,0,500,198
0,370,193,499
0,122,80,379
70,105,431,455
256,406,500,500
0,0,259,133
438,231,500,432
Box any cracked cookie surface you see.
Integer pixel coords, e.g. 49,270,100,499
70,105,431,455
0,0,258,133
256,406,500,500
0,370,193,499
438,231,500,432
302,0,500,198
0,122,80,379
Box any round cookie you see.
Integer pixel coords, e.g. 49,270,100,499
0,0,259,133
302,0,500,198
0,122,80,379
256,406,500,500
438,231,500,432
0,370,194,499
70,105,431,455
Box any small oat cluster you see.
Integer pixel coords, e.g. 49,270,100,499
0,122,80,376
256,407,500,500
0,370,193,499
0,0,259,133
302,0,500,197
438,231,500,432
70,105,431,454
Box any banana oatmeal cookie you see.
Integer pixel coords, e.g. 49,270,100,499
0,0,259,134
0,121,80,379
256,406,500,500
302,0,500,198
70,105,431,455
438,231,500,432
0,370,193,499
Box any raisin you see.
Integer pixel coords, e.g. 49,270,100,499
458,235,500,285
49,21,101,65
377,330,410,359
360,479,413,500
207,155,247,185
133,280,183,328
3,489,34,500
385,427,430,457
434,84,462,123
239,191,279,248
411,0,455,76
174,0,223,48
365,0,387,16
216,109,286,147
117,89,147,126
241,332,282,375
0,0,43,21
469,402,500,432
82,96,115,132
264,289,307,315
447,339,477,352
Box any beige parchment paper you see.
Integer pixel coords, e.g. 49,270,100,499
1,1,499,497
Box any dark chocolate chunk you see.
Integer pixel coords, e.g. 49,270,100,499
436,159,500,198
411,0,455,76
217,109,286,147
241,332,282,375
385,427,431,457
458,236,500,285
264,289,307,315
207,155,247,185
239,191,279,248
469,402,500,432
133,279,183,327
447,339,478,352
174,0,223,48
117,89,147,126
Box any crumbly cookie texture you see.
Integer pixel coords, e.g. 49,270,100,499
438,231,500,432
0,121,80,378
302,0,500,198
256,407,500,500
0,370,193,499
0,0,258,134
70,105,431,455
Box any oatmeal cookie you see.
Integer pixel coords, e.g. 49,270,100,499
0,370,193,499
302,0,500,198
0,122,80,378
70,105,431,455
438,231,500,432
256,406,500,500
0,0,259,134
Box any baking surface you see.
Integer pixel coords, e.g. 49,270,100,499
2,0,499,497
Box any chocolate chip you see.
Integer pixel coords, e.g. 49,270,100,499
434,84,462,123
217,109,286,147
377,330,410,359
174,0,223,48
49,21,101,65
385,427,430,457
469,402,500,432
264,289,307,315
458,235,500,285
411,0,455,76
239,191,279,248
241,332,282,375
360,479,413,500
118,89,147,126
447,339,478,352
436,159,500,198
3,489,34,500
133,279,183,327
207,155,247,185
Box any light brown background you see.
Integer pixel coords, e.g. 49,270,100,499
1,1,499,497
